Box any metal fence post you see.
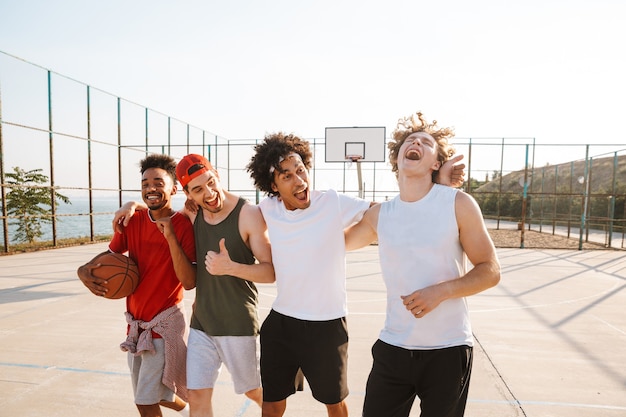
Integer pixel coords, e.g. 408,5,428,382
47,71,57,246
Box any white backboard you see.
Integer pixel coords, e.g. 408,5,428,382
325,126,386,163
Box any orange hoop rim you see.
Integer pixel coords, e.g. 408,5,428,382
345,154,363,162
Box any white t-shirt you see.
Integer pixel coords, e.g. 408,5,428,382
259,189,370,321
377,184,473,349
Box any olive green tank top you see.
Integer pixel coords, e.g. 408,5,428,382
190,198,259,336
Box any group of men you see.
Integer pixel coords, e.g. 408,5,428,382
77,111,501,417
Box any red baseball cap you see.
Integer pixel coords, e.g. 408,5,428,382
176,154,214,188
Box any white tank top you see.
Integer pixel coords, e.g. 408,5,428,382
377,184,473,349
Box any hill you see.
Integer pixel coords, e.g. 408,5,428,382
474,154,626,196
470,153,626,223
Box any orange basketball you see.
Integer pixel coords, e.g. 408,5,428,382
88,252,140,299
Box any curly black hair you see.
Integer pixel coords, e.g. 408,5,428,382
140,153,177,184
246,132,313,197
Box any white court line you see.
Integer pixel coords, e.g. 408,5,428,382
591,314,626,336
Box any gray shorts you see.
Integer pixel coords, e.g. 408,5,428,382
186,328,260,394
127,338,175,405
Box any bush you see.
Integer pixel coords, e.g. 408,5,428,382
3,167,71,243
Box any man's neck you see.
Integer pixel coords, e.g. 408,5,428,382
202,190,237,225
397,173,434,203
149,207,174,220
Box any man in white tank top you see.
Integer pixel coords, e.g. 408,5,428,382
345,112,501,417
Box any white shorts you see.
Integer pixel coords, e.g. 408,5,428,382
128,338,175,405
186,328,260,394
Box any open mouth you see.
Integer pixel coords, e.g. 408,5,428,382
146,193,162,202
205,196,219,208
294,187,309,201
405,149,421,161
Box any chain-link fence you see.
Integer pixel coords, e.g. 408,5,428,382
1,50,625,252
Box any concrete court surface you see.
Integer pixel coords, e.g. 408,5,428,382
0,242,625,417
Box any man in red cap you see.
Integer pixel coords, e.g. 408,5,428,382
115,153,275,417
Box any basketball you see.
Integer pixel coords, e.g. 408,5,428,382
88,252,140,299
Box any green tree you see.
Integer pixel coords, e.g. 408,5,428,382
4,167,71,243
482,193,500,216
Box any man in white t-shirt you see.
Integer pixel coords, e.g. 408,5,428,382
344,112,501,417
246,132,464,417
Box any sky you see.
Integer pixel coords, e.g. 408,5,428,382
1,0,625,153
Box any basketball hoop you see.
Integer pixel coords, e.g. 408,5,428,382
345,154,363,168
346,154,363,162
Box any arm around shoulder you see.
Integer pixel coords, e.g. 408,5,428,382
344,204,380,251
112,201,147,233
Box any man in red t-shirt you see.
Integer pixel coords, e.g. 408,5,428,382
78,154,196,417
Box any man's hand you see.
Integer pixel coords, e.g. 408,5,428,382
438,154,466,188
184,198,200,215
77,262,109,297
401,284,447,318
156,217,175,240
112,202,139,234
205,238,233,276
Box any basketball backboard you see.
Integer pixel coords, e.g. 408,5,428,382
325,126,386,163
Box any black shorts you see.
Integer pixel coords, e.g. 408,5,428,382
260,309,349,404
362,340,473,417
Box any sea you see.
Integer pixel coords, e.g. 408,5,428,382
3,194,189,245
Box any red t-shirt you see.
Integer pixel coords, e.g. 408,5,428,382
109,210,196,328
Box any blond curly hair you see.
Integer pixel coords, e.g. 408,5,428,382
388,112,456,178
